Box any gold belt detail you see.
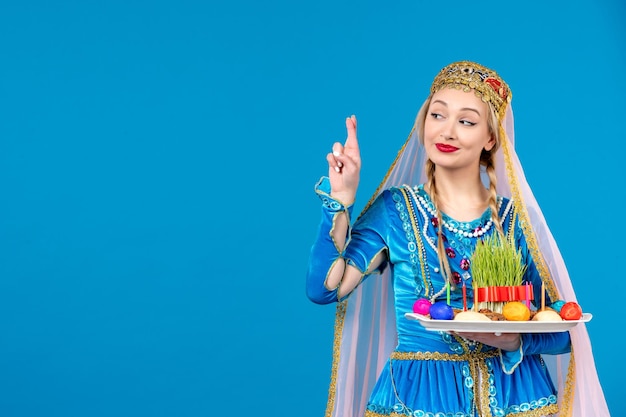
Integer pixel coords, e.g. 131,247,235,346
390,350,499,361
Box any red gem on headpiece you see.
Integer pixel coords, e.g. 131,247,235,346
484,77,501,90
485,77,507,99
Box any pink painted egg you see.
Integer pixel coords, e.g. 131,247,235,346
413,298,432,315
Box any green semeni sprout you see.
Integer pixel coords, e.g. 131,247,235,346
471,233,527,312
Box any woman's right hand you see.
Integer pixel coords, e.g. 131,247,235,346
326,115,361,205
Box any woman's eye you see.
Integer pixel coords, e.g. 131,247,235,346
430,112,443,119
460,120,476,126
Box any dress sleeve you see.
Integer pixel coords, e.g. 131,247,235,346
342,190,390,276
499,331,571,374
306,177,354,305
306,179,389,304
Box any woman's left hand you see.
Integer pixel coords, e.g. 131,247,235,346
455,332,521,351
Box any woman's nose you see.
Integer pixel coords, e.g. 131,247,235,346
440,122,456,140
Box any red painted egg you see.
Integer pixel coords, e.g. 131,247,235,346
560,301,583,320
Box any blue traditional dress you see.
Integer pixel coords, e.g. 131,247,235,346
307,178,571,417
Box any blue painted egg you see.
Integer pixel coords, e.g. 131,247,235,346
550,300,566,313
430,301,454,320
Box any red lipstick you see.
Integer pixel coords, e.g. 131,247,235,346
436,143,459,153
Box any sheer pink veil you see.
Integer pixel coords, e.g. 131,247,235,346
324,92,610,416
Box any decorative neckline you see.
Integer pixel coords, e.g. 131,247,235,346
412,184,495,237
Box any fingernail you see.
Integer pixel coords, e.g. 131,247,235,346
333,151,340,157
334,166,340,173
337,161,343,168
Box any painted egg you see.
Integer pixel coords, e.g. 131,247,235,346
550,300,565,313
560,301,583,320
413,298,432,315
430,301,454,320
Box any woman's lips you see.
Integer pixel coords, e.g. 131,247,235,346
436,143,459,153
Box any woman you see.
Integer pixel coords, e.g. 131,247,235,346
306,61,609,416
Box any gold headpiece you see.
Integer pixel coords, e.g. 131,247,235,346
431,61,512,118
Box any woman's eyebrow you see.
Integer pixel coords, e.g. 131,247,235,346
460,107,481,116
432,99,481,116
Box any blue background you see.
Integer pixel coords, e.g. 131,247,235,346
1,1,624,416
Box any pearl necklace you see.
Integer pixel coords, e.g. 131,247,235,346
415,191,493,238
443,218,493,238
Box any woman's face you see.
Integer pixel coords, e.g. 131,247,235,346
423,87,494,172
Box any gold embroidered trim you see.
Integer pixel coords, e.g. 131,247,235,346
560,344,576,417
397,188,430,296
325,300,347,417
364,404,559,417
390,350,499,361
